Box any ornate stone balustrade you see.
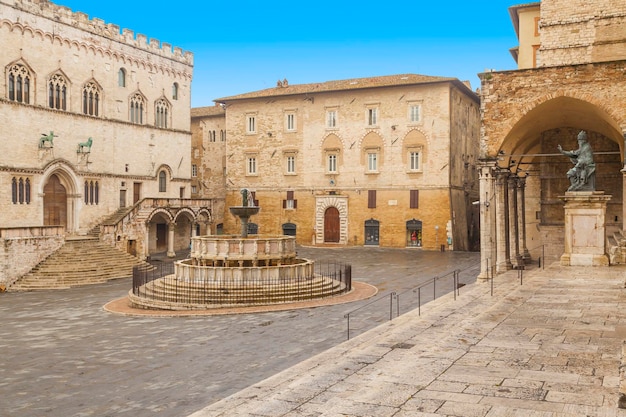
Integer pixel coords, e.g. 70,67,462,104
175,258,314,284
190,235,297,266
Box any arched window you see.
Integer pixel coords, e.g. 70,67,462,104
48,73,68,110
82,81,101,116
172,82,179,100
8,63,32,104
11,177,31,204
18,178,24,203
84,180,100,205
130,93,145,124
118,68,126,87
155,98,170,128
25,179,30,204
11,178,17,204
159,171,167,192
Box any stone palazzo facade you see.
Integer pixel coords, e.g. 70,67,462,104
478,0,626,277
207,74,480,250
0,0,213,286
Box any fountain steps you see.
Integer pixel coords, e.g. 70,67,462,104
131,276,347,307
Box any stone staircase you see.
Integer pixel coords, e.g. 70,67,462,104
8,236,150,291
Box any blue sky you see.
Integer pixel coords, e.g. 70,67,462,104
57,1,521,107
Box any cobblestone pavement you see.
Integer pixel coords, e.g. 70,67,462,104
190,262,626,417
0,246,479,417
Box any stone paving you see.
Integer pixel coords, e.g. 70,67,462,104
0,246,479,417
189,261,626,417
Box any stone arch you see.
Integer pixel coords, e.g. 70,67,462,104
173,207,195,223
40,160,81,234
401,128,429,167
146,208,173,224
359,131,384,167
196,208,212,224
320,133,345,169
499,96,624,159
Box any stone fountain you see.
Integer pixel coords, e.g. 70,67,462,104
129,189,351,310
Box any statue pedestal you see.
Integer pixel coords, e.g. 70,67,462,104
559,191,611,266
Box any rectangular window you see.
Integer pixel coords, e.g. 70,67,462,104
368,190,376,208
247,157,257,175
409,105,421,123
283,190,297,209
326,110,337,128
246,115,256,134
328,154,337,173
287,156,295,174
286,113,296,131
368,108,378,126
191,185,197,194
191,164,198,177
367,153,378,172
410,190,419,209
410,151,421,171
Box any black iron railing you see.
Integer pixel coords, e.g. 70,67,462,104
132,261,351,307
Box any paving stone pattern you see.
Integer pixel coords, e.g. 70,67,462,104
0,247,479,417
190,261,626,417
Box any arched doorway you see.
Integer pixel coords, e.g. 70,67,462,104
324,207,340,243
43,174,67,227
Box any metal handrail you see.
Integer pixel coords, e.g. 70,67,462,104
344,260,481,340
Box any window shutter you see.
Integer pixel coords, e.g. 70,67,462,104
293,200,297,209
410,190,419,208
368,190,376,208
282,200,286,209
287,190,294,200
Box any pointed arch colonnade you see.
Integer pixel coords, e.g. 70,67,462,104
477,62,626,278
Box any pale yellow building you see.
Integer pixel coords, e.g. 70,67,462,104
509,2,541,68
214,74,480,250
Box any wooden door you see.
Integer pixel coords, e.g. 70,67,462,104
156,223,167,251
324,207,340,243
43,174,66,227
133,183,141,204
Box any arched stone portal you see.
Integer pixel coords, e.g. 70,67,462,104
40,161,80,234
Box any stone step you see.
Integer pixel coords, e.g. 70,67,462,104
9,238,150,291
132,276,347,307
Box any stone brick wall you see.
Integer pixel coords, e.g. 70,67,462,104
480,61,626,158
539,0,626,66
0,227,64,288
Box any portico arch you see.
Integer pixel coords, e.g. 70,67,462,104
480,80,625,275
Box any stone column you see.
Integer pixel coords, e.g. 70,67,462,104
496,170,512,272
508,175,521,267
518,176,531,260
167,222,176,257
477,159,497,280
